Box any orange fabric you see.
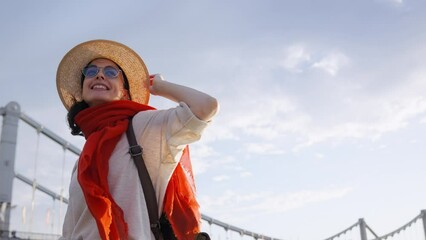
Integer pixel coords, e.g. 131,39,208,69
75,100,154,240
163,147,201,240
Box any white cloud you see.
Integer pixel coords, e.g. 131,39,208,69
312,51,350,76
191,143,217,160
378,144,387,149
190,141,225,174
294,99,426,150
216,92,307,141
199,187,353,217
279,45,311,73
248,187,352,213
239,171,252,178
212,54,426,153
192,42,426,162
201,122,240,142
212,175,231,182
299,104,426,151
277,45,350,76
192,157,210,175
193,151,236,175
244,143,285,155
380,0,404,6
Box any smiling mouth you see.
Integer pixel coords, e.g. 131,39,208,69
91,84,109,90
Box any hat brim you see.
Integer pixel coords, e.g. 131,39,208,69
56,39,150,110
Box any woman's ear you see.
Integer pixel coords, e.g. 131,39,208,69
122,89,130,100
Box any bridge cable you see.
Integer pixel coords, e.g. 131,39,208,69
365,223,380,238
59,145,67,234
50,196,55,234
30,126,42,233
371,212,423,240
323,221,359,240
226,228,229,240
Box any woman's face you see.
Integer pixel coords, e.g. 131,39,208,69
81,58,129,107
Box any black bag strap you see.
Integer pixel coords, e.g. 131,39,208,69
126,118,211,240
126,119,162,240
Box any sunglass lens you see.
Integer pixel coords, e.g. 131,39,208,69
104,66,119,78
83,66,99,78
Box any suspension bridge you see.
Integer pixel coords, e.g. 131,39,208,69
1,101,425,240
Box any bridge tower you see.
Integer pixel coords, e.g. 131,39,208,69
423,209,426,237
0,102,20,239
358,218,368,240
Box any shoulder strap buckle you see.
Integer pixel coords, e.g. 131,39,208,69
128,144,142,157
151,221,162,240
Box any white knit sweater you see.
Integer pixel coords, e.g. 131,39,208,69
60,102,209,240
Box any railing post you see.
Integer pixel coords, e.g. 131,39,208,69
359,218,368,240
422,209,426,240
0,102,20,239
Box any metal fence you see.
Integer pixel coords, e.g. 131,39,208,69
1,101,281,240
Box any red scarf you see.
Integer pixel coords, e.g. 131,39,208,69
163,146,201,239
75,100,201,240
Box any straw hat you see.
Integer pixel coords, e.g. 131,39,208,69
56,39,150,110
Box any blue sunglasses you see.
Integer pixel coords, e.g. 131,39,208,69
82,65,122,79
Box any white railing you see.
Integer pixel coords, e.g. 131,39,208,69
2,101,426,240
1,101,281,240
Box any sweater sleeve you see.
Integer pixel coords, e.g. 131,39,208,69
132,102,211,213
133,102,209,164
165,101,209,162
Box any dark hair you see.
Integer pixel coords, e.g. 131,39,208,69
67,100,89,136
66,71,91,136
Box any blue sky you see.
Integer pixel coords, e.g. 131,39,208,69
1,0,426,239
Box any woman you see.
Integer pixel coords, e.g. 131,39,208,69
56,40,218,240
